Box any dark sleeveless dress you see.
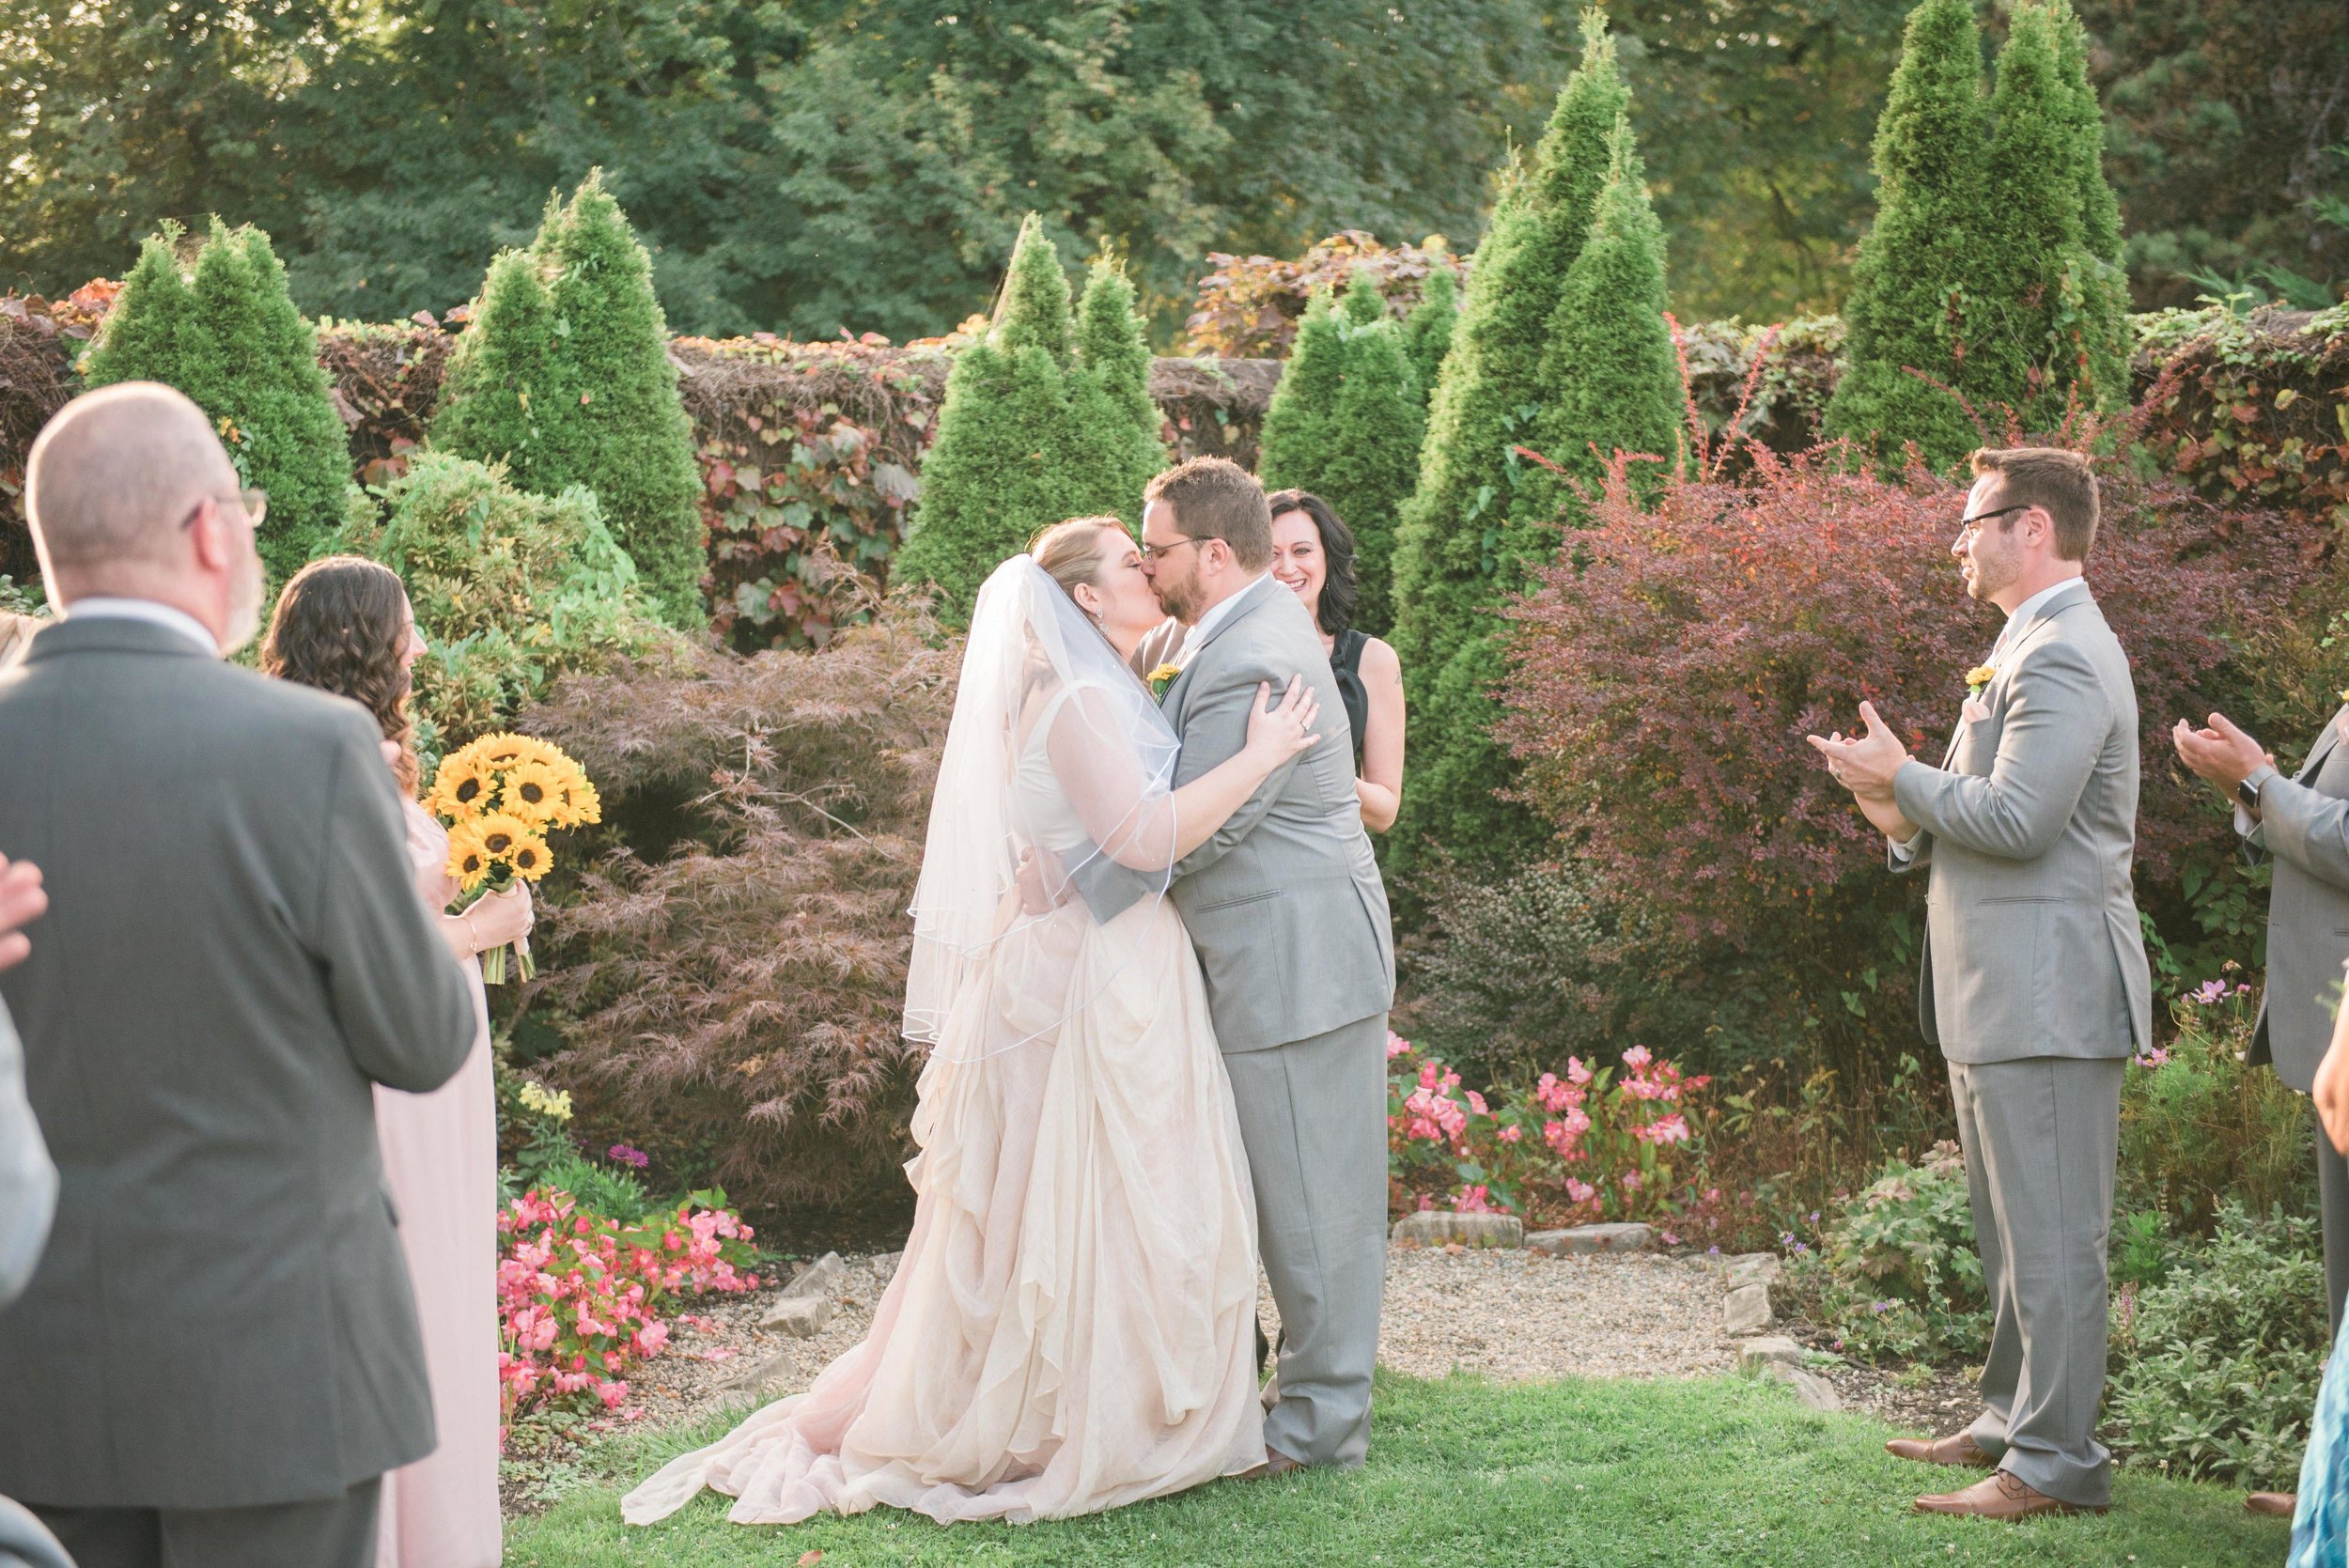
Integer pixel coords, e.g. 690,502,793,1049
1330,628,1370,769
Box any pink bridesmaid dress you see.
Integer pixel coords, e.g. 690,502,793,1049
374,798,502,1568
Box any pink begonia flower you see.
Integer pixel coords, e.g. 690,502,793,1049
1453,1185,1493,1214
1498,1124,1523,1143
1565,1056,1593,1087
1466,1090,1489,1117
1622,1045,1653,1071
1387,1032,1412,1059
1565,1177,1596,1205
1620,1171,1642,1192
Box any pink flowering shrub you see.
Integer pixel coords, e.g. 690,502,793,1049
1387,1031,1731,1238
496,1187,763,1427
2118,972,2309,1234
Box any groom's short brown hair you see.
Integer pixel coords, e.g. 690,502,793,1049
1969,447,2099,562
1144,457,1272,571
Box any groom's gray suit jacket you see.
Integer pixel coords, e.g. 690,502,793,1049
0,616,475,1511
1087,578,1392,1049
1891,579,2153,1061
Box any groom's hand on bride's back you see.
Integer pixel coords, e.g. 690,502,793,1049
1016,846,1071,916
0,856,44,972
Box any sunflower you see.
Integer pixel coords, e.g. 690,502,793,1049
428,753,497,820
444,821,493,893
473,811,536,862
548,770,602,829
501,758,569,827
506,832,552,881
463,731,550,770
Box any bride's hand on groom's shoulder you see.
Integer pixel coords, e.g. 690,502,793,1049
1244,676,1320,768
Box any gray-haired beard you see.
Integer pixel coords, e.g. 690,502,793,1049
220,553,266,655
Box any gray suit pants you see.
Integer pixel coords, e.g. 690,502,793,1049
1949,1055,2123,1509
1221,1013,1389,1468
29,1479,381,1568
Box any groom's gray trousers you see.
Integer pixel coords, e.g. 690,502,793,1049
1947,1055,2123,1510
1221,1012,1390,1469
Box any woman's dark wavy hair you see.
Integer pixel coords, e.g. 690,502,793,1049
260,555,420,796
1265,489,1357,637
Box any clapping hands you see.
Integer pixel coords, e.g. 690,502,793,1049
1806,701,1920,842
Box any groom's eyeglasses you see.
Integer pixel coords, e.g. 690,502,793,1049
1140,536,1210,563
1954,503,2030,538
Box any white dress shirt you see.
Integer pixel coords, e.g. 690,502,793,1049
64,597,219,657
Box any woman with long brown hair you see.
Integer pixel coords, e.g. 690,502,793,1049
261,556,527,1568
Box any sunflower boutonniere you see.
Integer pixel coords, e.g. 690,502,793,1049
1966,663,1999,698
1146,661,1183,701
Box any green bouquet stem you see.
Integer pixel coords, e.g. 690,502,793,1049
457,870,538,986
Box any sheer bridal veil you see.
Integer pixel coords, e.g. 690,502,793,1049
903,553,1181,1062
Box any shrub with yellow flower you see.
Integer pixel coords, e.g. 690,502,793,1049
424,732,599,982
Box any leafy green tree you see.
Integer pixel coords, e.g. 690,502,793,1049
1402,265,1459,408
2050,0,2133,401
81,219,350,578
1983,3,2127,427
1259,279,1427,634
1820,0,1995,472
1387,8,1636,870
435,173,706,628
1063,257,1171,521
1533,116,1683,506
1257,289,1347,496
894,216,1164,621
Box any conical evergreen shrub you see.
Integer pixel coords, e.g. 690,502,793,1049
1820,0,1995,472
1825,0,2129,467
1387,8,1668,870
1531,116,1682,507
435,172,706,629
1402,265,1459,409
1063,257,1168,522
2049,0,2132,411
82,220,350,579
894,217,1166,621
1259,277,1426,635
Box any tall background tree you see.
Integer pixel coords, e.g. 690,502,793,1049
434,173,706,628
80,219,350,578
892,217,1165,620
1388,10,1680,877
1258,273,1427,633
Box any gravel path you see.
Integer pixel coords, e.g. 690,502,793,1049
611,1241,1739,1447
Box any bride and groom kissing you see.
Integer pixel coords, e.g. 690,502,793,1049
624,456,1396,1527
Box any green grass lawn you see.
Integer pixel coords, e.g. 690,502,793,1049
505,1372,2289,1566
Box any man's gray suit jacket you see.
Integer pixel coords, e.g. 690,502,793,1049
0,615,476,1511
1082,579,1392,1050
1891,580,2153,1062
2244,706,2349,1091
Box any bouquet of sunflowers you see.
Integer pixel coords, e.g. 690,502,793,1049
424,732,600,983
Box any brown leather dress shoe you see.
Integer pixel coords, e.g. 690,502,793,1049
2247,1492,2297,1517
1235,1448,1303,1482
1915,1470,2107,1519
1885,1431,1995,1468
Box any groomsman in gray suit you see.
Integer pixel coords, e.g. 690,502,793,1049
0,384,477,1568
1812,447,2151,1520
1074,457,1394,1474
2172,695,2349,1519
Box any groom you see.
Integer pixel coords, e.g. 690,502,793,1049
1077,457,1394,1473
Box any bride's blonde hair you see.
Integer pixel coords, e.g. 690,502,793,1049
1027,517,1128,604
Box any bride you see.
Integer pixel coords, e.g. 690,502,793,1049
622,518,1323,1528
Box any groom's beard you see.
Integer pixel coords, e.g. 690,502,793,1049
1151,576,1203,627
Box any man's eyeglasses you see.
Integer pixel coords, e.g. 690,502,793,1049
1955,503,2030,538
1139,536,1210,564
180,489,268,532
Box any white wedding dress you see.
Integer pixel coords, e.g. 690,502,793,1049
623,561,1266,1529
